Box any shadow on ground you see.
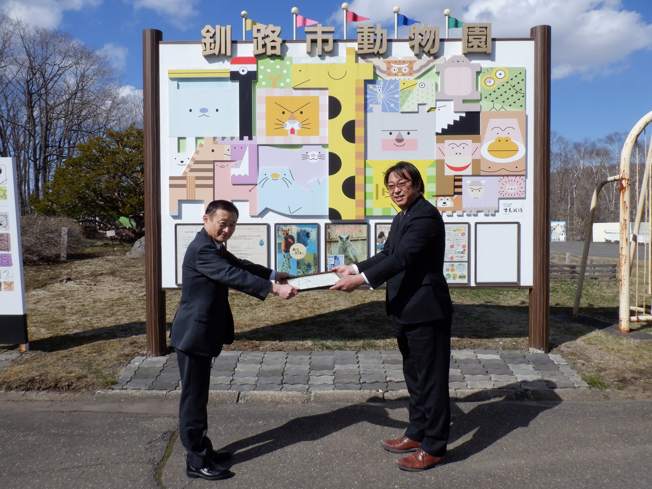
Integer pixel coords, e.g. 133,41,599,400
17,302,621,353
221,387,560,466
24,322,148,352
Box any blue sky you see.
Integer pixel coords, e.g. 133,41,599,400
3,0,652,142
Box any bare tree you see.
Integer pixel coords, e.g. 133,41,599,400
0,17,141,213
550,131,639,240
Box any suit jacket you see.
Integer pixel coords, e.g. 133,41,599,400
171,228,273,357
358,194,453,324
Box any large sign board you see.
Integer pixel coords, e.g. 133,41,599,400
0,157,28,345
157,30,537,290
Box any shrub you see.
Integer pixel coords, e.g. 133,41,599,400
20,215,86,263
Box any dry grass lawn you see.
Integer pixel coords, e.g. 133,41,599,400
0,244,651,394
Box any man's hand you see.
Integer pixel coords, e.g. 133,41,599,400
330,273,366,293
331,264,356,276
274,272,294,284
271,283,299,300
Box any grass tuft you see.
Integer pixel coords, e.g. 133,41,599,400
583,373,608,389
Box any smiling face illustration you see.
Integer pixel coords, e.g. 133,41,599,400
382,128,419,151
436,137,481,176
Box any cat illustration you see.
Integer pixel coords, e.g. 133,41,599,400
267,97,317,137
259,145,328,191
283,113,302,135
280,253,292,273
258,168,328,216
301,149,327,162
281,229,295,253
296,226,317,251
376,231,386,246
337,234,359,265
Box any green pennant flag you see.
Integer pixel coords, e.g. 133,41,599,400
448,16,464,28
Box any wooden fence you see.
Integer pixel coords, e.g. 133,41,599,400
550,263,617,281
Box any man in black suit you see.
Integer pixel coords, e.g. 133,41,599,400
171,200,297,481
331,161,453,472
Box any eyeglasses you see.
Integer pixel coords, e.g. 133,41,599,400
386,179,412,193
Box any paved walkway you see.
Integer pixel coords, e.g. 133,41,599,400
113,350,588,394
0,352,19,373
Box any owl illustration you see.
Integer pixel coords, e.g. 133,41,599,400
363,56,437,80
337,235,359,265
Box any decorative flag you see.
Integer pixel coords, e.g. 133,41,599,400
245,18,267,31
448,16,464,28
296,14,319,27
346,10,369,22
397,13,419,26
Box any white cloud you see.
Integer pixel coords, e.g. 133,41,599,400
118,84,142,98
331,0,652,79
98,43,128,70
0,0,101,30
129,0,199,30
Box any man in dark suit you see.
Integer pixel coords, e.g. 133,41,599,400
171,200,297,481
331,161,453,472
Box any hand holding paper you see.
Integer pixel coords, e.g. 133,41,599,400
274,271,294,284
330,264,356,276
271,283,299,299
329,273,366,293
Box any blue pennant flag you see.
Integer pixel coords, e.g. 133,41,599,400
397,13,420,26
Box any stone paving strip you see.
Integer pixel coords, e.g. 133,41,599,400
0,353,20,373
112,350,589,393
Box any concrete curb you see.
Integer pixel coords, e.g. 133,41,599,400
0,387,634,403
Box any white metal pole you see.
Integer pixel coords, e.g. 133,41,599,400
393,6,400,40
444,8,450,39
241,11,247,41
292,7,298,40
342,3,349,40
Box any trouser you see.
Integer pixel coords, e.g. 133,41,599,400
176,348,214,468
395,317,452,457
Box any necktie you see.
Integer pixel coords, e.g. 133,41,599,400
218,245,226,258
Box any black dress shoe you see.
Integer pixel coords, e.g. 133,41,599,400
211,449,232,464
186,461,235,481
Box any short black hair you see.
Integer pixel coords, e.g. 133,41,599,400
205,200,239,219
383,161,424,194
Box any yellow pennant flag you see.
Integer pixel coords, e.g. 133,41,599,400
245,18,267,31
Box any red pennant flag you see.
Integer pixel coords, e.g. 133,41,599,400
296,14,319,27
346,10,369,22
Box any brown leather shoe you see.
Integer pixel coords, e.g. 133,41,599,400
396,448,445,471
379,436,421,453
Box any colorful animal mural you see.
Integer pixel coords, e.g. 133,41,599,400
166,48,528,220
